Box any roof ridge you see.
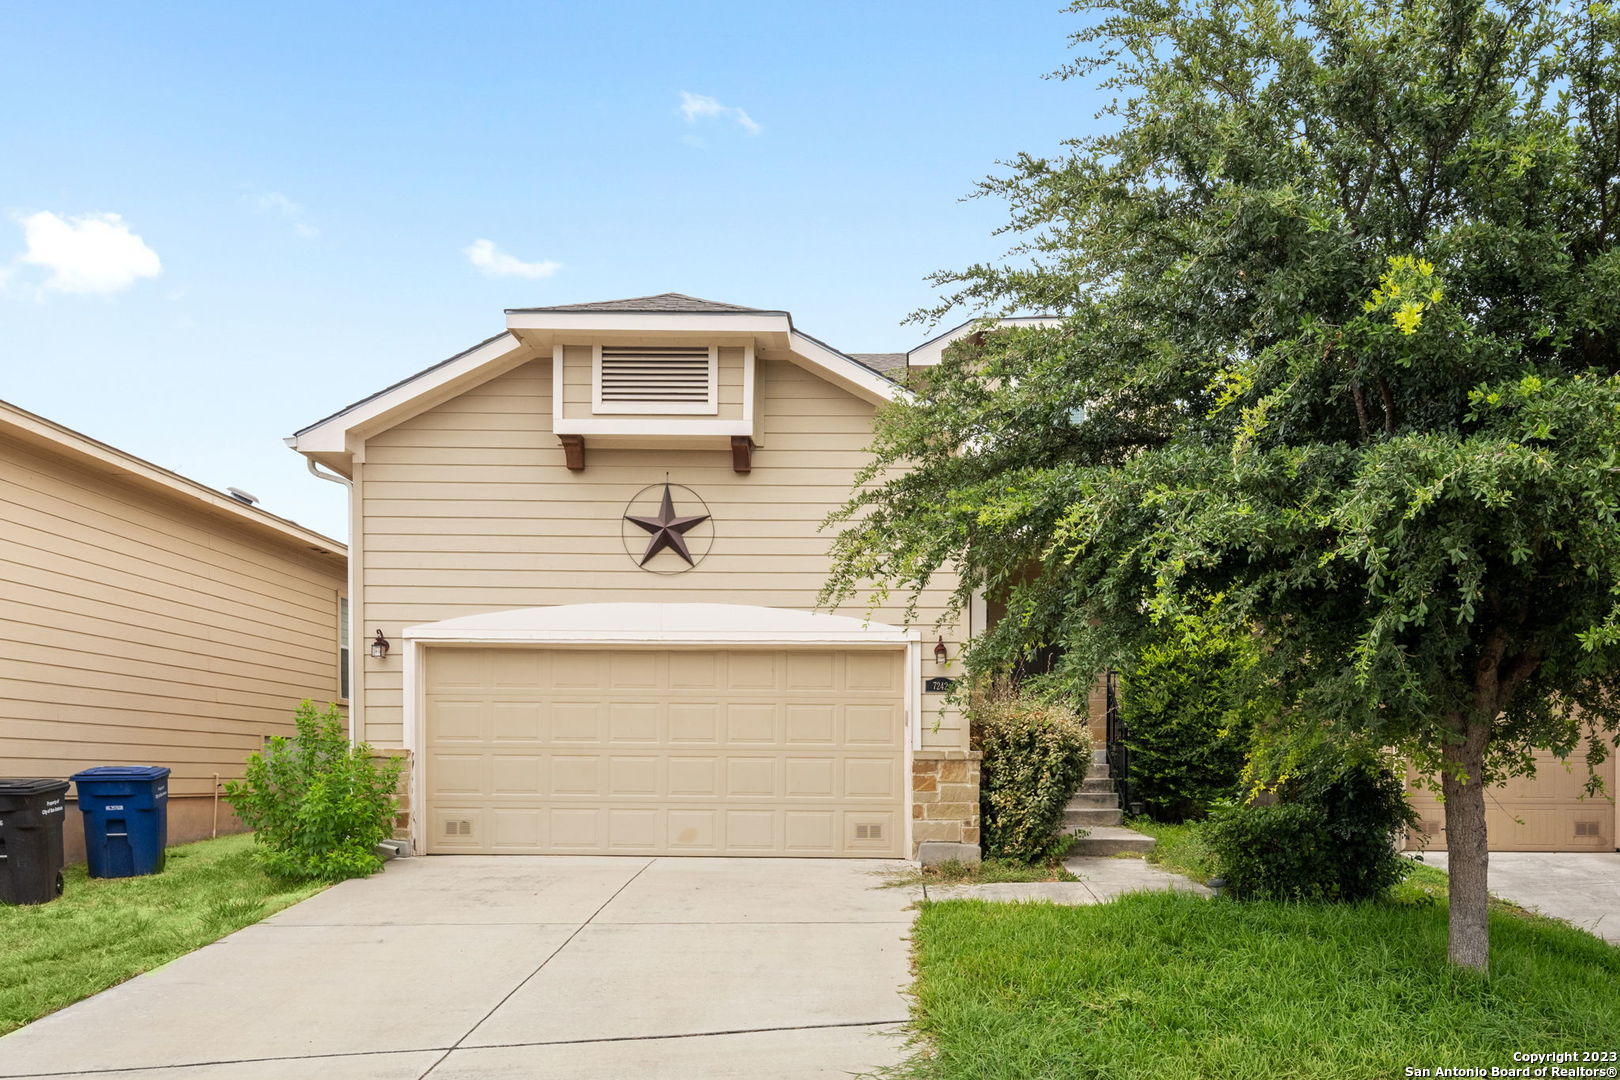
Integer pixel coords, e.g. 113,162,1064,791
508,292,773,314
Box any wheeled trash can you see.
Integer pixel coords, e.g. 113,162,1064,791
0,778,70,904
70,766,170,879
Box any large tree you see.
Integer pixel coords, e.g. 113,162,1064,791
824,0,1620,969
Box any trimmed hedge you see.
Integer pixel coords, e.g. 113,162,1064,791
1205,751,1415,902
1121,620,1267,822
973,690,1092,863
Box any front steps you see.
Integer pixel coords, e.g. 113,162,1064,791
1064,748,1157,856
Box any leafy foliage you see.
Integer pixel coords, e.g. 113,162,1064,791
973,689,1093,862
224,701,403,882
1121,617,1268,821
822,0,1620,965
1205,748,1416,902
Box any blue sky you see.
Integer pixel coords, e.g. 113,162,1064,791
1,1,1096,539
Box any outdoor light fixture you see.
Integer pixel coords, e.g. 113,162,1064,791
1207,876,1227,899
370,630,390,660
934,637,949,664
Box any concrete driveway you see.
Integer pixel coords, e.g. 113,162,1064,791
0,857,915,1079
1416,851,1620,943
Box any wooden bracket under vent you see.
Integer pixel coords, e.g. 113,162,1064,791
731,436,754,474
559,434,586,471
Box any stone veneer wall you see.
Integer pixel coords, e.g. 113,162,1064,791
911,749,982,860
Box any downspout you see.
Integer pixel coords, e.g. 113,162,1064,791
305,455,356,742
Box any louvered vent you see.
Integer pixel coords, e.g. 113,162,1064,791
1575,820,1599,837
595,345,715,413
444,819,473,837
855,823,884,840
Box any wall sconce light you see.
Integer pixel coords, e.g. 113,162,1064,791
370,630,390,660
933,637,949,664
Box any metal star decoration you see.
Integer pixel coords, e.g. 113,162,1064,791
624,483,711,566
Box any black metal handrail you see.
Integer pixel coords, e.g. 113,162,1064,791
1104,669,1132,814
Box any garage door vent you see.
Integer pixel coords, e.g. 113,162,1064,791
1575,820,1600,837
444,819,473,837
1415,818,1441,836
855,823,884,841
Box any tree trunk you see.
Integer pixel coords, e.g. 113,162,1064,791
1440,716,1491,971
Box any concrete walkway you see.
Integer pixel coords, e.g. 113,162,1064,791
923,855,1209,904
1414,851,1620,943
0,857,917,1079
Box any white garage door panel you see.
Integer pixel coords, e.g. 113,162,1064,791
424,648,905,856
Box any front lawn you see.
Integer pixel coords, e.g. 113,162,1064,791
898,891,1619,1080
0,833,328,1035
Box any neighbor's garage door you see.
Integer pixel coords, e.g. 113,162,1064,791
1408,743,1616,852
423,647,905,857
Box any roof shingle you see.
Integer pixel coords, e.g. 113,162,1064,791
849,352,908,373
507,292,775,314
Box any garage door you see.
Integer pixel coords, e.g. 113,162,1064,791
423,647,906,856
1408,744,1616,852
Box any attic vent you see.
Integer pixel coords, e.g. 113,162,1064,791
444,819,473,837
1575,820,1600,837
594,345,717,415
854,823,884,841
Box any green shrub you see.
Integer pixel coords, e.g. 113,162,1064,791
224,701,404,882
973,689,1092,863
1205,750,1416,902
1121,618,1269,822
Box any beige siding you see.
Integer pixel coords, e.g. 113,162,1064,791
0,433,347,799
358,354,965,751
558,344,746,420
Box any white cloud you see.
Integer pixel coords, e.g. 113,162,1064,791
463,238,561,279
249,191,319,238
679,91,761,136
14,211,162,295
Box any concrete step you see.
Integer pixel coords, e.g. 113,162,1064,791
1080,777,1116,794
1067,825,1157,856
1063,806,1124,829
1066,793,1120,810
1090,763,1110,779
1091,748,1109,764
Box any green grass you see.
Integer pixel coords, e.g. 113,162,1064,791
896,891,1620,1080
1122,817,1219,883
883,857,1079,888
0,833,329,1035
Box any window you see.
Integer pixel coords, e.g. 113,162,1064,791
592,344,718,414
338,596,351,700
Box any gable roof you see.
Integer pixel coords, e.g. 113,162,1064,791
906,315,1065,367
849,352,908,373
508,293,779,315
290,296,907,459
0,398,345,560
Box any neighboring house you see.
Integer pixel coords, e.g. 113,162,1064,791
0,399,347,860
288,293,984,861
1407,745,1615,853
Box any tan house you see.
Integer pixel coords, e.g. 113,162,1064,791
289,293,984,861
0,399,347,860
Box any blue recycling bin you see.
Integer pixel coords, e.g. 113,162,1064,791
70,766,170,879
